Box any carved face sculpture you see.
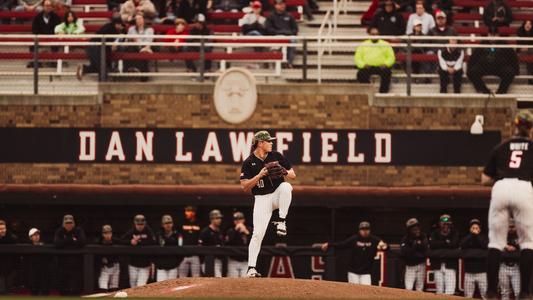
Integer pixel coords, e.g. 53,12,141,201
214,68,257,124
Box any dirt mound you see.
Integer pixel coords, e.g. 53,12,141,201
119,278,463,299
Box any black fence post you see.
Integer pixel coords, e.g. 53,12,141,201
302,38,308,81
406,37,412,96
33,36,39,95
83,253,95,294
199,37,205,82
204,254,215,276
99,36,107,82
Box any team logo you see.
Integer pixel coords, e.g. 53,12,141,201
213,67,258,124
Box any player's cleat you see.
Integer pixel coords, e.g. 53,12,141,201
246,267,261,278
272,220,287,236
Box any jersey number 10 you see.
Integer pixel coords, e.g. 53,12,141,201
509,151,523,169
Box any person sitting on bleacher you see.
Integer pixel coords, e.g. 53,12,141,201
437,38,463,93
517,20,533,84
467,26,518,94
393,0,415,13
155,0,193,24
429,0,453,23
265,0,298,68
14,0,41,12
239,1,266,36
483,0,512,28
54,9,85,34
124,14,154,79
428,10,455,37
120,0,156,23
354,26,395,93
370,0,405,36
405,1,434,35
186,13,213,72
27,0,60,68
409,19,433,80
213,0,242,12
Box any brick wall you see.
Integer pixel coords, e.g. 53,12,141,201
0,84,517,186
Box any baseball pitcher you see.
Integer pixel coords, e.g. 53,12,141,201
240,130,296,278
482,111,533,299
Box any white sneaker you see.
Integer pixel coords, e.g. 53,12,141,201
273,221,287,236
246,267,261,278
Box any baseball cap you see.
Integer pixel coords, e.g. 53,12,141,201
233,212,245,220
469,218,481,227
413,19,423,27
102,225,112,233
253,130,276,145
274,0,285,4
209,209,223,219
133,214,146,225
515,111,533,128
439,214,452,223
251,1,262,8
194,13,206,23
63,214,75,225
185,205,197,212
359,221,371,230
406,218,419,228
28,228,40,238
435,10,446,18
162,214,173,224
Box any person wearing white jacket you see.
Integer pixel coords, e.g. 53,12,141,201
405,2,435,34
437,39,464,93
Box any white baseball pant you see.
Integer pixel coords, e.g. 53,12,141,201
248,182,292,267
156,268,178,282
433,264,456,295
488,179,533,251
201,258,223,277
463,272,487,298
178,256,201,278
227,258,248,278
98,263,120,290
499,263,520,300
128,265,150,287
347,272,371,285
404,263,425,291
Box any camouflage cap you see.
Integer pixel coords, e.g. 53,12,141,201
359,221,371,230
161,214,173,224
233,211,245,220
514,111,533,128
252,131,276,145
209,209,223,219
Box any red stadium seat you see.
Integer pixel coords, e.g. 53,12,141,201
454,0,533,8
0,24,241,33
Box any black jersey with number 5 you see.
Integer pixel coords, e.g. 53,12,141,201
483,136,533,181
240,151,292,195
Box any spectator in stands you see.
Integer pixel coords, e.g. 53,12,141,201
405,1,435,34
28,0,60,68
121,214,156,287
0,220,18,295
428,10,455,37
483,0,512,28
2,0,18,16
429,0,453,21
394,0,415,13
192,0,211,17
155,215,180,282
165,18,188,51
409,20,433,78
460,219,488,299
14,0,41,12
517,20,533,84
199,209,225,277
354,27,395,93
76,16,125,81
429,214,459,295
437,38,463,93
467,26,518,94
213,0,242,12
321,221,388,285
155,0,193,24
54,214,86,295
400,218,428,292
54,10,85,34
265,0,298,68
125,14,154,78
25,228,50,295
225,211,252,278
370,0,405,36
96,225,120,292
500,219,520,300
239,1,266,36
186,13,212,72
120,0,156,23
178,205,201,277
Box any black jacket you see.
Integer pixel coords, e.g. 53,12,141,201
179,219,201,246
95,237,121,267
460,233,488,273
0,232,19,275
54,227,86,249
155,0,193,22
517,22,533,46
333,234,382,275
121,226,156,268
155,229,182,270
31,11,61,35
225,225,252,262
429,229,459,270
468,41,519,75
400,233,428,266
502,232,520,266
370,9,405,36
483,0,512,27
265,10,298,36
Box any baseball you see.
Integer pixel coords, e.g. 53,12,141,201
114,291,128,298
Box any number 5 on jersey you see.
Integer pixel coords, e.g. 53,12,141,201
509,150,523,168
257,180,264,188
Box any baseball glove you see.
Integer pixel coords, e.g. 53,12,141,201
265,161,288,179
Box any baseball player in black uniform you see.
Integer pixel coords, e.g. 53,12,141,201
500,219,521,300
225,211,252,277
54,215,86,295
400,218,428,291
240,130,296,278
429,214,459,295
178,205,201,278
199,209,225,277
482,111,533,299
460,219,488,299
321,221,388,285
121,214,156,288
96,225,121,292
155,215,180,282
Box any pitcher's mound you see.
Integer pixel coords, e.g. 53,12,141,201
119,277,462,299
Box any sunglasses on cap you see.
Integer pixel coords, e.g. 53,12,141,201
440,217,451,223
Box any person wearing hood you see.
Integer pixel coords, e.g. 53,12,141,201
121,214,156,287
517,20,533,84
370,0,405,36
354,26,395,93
460,219,488,299
400,218,428,291
437,38,463,93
